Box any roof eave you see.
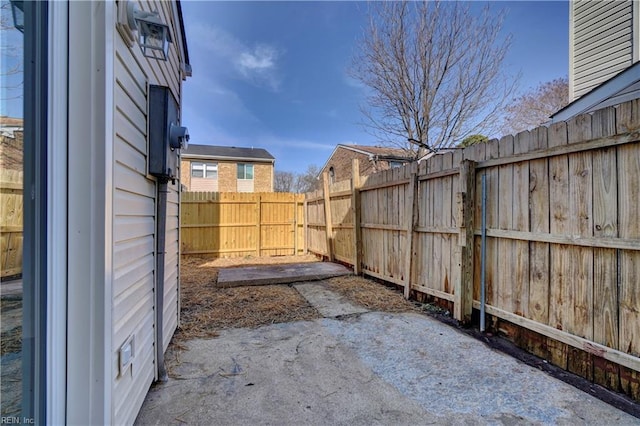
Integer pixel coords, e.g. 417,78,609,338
176,1,191,77
181,153,275,163
551,62,640,122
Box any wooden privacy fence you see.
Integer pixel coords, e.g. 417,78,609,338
181,192,305,258
0,169,23,279
306,101,640,386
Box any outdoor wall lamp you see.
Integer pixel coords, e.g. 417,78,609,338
9,0,24,33
127,1,172,61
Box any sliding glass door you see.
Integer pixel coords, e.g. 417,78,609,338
0,0,47,422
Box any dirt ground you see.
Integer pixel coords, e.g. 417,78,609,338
172,256,417,346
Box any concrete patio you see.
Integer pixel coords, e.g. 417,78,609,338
136,278,639,425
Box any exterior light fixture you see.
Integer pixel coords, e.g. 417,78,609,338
9,0,24,33
127,1,172,61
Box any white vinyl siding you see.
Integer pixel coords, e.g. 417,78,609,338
111,1,184,424
113,30,156,425
163,184,180,352
571,0,635,100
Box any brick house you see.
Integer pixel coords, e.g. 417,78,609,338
180,144,275,192
0,116,23,171
320,144,413,183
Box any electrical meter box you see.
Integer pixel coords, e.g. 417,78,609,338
148,85,189,182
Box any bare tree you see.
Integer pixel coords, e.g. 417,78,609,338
350,1,517,155
501,77,569,135
274,170,295,192
273,165,321,193
1,1,23,101
294,164,320,194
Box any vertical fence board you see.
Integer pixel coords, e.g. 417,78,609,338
472,147,487,302
404,164,417,298
618,142,640,358
414,162,427,287
424,165,435,290
528,127,550,325
485,140,500,308
616,100,640,398
352,159,362,274
497,135,515,313
451,150,463,299
567,115,594,344
547,122,570,369
513,131,531,318
322,172,334,261
592,111,620,387
441,153,453,295
431,155,444,293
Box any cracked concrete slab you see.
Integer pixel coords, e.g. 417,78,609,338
137,266,639,425
137,311,639,425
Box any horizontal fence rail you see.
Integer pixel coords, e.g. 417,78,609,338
304,101,640,399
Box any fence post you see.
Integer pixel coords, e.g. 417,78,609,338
303,198,309,254
322,172,334,261
455,159,476,323
293,194,299,256
351,159,362,274
403,162,418,299
256,194,262,257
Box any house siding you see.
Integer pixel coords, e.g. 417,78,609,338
112,1,183,424
190,177,219,191
180,159,274,192
571,0,635,100
322,147,396,182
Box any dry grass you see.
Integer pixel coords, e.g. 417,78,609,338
325,275,418,313
1,300,22,355
174,256,417,346
174,256,320,343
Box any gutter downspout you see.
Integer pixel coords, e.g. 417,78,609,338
155,179,170,382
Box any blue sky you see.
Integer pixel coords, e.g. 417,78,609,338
0,1,569,176
181,1,569,175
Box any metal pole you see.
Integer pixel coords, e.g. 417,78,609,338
480,173,487,332
155,180,169,382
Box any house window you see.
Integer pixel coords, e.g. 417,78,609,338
329,166,335,183
237,163,254,180
389,161,404,168
191,162,217,178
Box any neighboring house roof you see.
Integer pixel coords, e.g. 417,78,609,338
340,144,413,159
320,144,413,174
181,144,275,163
0,116,23,126
0,116,23,138
551,62,640,123
417,147,460,162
